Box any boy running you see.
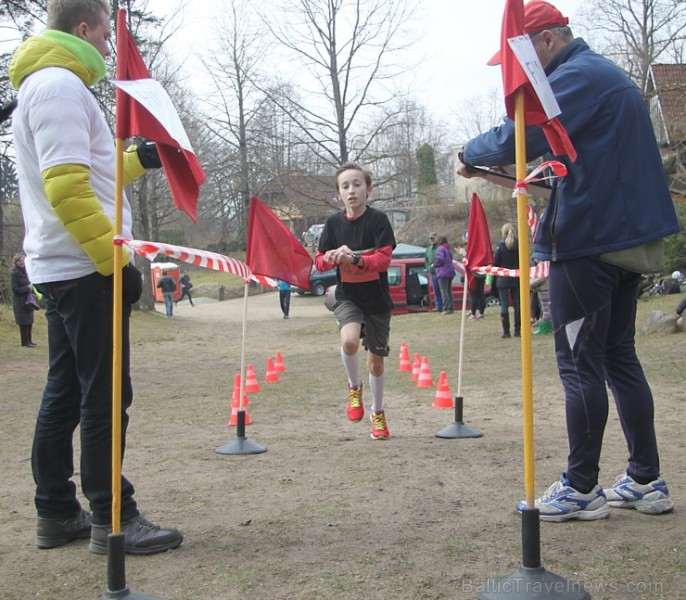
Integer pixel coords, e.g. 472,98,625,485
315,164,396,440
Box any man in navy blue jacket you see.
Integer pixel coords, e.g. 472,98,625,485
458,0,678,522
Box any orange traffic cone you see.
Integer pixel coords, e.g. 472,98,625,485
244,364,261,393
231,373,249,406
228,387,251,426
411,352,422,381
432,371,454,408
274,351,286,373
265,357,280,383
397,343,412,373
416,356,434,388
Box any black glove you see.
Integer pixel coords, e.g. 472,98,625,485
136,140,162,169
122,264,143,304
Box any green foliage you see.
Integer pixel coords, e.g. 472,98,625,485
157,228,186,246
664,202,686,272
416,142,438,190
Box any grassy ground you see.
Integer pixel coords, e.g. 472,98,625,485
0,290,684,599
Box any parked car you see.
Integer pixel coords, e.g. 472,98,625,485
428,261,500,309
324,256,496,315
294,266,338,296
301,223,325,247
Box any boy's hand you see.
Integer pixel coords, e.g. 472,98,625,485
324,245,354,264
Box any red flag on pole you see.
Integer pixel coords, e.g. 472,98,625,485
465,193,494,291
246,196,314,289
115,9,205,222
491,0,576,161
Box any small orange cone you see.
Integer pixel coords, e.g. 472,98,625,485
244,364,261,393
265,357,280,383
432,371,454,408
228,387,251,426
274,351,286,373
416,356,434,388
231,373,249,406
411,352,422,381
397,343,412,372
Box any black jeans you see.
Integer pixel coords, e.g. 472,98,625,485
33,271,139,525
469,276,486,315
549,258,660,492
279,290,291,316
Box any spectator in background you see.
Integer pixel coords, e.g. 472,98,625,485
531,274,552,334
10,253,37,347
433,236,455,315
493,223,520,338
176,270,194,307
278,279,292,319
157,270,177,318
425,232,442,312
468,271,487,321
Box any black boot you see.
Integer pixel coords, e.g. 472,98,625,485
500,314,511,338
20,324,29,347
27,324,36,347
514,310,521,338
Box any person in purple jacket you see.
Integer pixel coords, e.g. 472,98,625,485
432,236,455,315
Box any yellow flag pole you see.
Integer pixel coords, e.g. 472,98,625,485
111,137,125,535
513,90,536,509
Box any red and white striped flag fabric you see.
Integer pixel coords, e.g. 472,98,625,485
473,261,549,279
114,9,205,222
117,237,276,287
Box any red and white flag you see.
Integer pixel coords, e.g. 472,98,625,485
114,9,205,222
494,0,576,161
246,196,313,289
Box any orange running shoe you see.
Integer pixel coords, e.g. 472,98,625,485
370,410,390,440
346,385,364,422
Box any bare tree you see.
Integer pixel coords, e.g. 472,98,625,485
451,88,504,146
258,0,418,167
577,0,686,93
0,1,48,257
199,0,267,244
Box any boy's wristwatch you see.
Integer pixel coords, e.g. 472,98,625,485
351,252,361,266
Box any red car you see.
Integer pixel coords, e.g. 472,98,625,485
325,256,496,316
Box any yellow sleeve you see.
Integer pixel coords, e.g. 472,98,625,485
123,144,147,185
42,163,130,276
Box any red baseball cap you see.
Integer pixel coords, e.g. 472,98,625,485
487,1,569,65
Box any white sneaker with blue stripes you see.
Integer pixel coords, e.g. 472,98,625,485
516,475,610,522
605,473,674,515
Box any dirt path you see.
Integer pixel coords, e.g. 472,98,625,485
0,292,684,599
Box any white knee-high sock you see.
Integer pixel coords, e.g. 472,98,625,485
340,347,361,388
369,372,385,413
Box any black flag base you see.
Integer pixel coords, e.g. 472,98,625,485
478,509,590,599
100,534,166,600
435,396,483,439
215,410,267,455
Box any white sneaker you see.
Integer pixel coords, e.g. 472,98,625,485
605,473,674,515
516,475,610,522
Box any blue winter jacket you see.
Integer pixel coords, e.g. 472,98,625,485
463,39,679,262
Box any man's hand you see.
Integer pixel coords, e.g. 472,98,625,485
456,154,481,179
136,140,162,169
